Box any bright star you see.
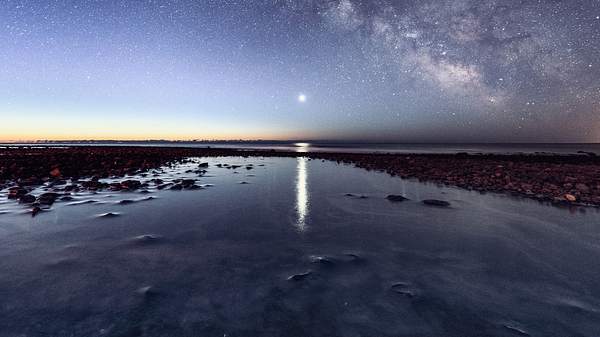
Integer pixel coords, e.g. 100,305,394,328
298,94,307,103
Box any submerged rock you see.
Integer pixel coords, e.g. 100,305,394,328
131,234,164,245
287,271,312,281
386,195,408,202
38,192,60,205
422,199,451,207
19,194,36,204
136,285,158,297
310,255,335,267
98,212,120,218
120,180,142,190
8,187,27,199
391,282,414,298
31,206,42,217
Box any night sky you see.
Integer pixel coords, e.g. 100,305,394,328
1,0,599,142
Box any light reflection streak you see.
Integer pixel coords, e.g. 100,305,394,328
295,157,309,231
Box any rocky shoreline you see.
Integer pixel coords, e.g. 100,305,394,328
1,146,599,207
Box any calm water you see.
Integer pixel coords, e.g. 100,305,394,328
3,142,600,155
0,157,599,336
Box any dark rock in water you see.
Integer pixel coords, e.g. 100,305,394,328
170,184,183,190
38,192,60,205
8,187,28,199
64,184,79,192
139,189,151,194
386,195,408,202
345,193,356,197
288,271,312,281
156,183,171,190
131,234,164,244
98,212,120,218
216,164,223,167
342,253,362,263
19,194,36,204
239,181,249,184
358,195,368,199
422,199,450,207
391,282,414,298
136,285,158,297
118,199,135,205
150,178,164,185
181,179,196,188
120,180,142,190
503,324,530,336
31,206,42,217
67,199,99,206
198,162,209,168
246,166,254,170
310,255,335,267
60,196,74,201
109,182,123,191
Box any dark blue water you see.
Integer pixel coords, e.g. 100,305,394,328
0,157,599,336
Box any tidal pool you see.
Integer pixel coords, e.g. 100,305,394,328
0,157,599,336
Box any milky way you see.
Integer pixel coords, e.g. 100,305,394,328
1,0,599,141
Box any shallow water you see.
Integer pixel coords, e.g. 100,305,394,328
0,157,599,336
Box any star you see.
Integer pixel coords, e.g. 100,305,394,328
298,94,307,103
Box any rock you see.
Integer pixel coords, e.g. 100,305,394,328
564,194,577,202
150,178,164,185
50,167,61,178
310,255,335,267
136,285,158,297
31,206,42,217
64,184,79,192
8,187,27,199
19,194,36,204
181,179,196,188
98,212,120,218
422,199,451,207
198,162,209,168
132,234,163,244
38,192,60,205
391,282,414,298
118,199,135,205
287,271,312,281
386,195,409,202
170,184,183,190
120,180,142,190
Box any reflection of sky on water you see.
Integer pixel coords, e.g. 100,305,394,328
295,156,309,231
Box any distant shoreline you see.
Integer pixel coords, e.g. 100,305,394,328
1,146,599,207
